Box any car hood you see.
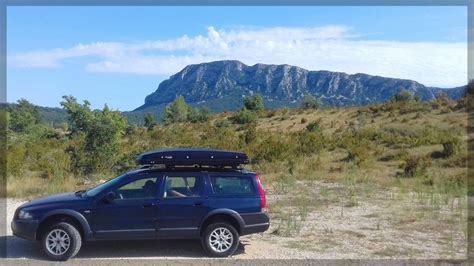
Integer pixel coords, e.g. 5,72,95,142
20,192,85,208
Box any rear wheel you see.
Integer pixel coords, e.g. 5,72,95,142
202,222,239,257
41,222,82,261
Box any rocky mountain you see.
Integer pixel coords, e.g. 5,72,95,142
134,60,465,114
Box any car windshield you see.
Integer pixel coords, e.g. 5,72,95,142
85,174,127,197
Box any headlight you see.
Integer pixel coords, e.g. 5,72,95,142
18,210,33,219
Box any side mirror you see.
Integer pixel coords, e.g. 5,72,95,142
104,191,116,203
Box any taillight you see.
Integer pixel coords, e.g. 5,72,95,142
255,175,267,211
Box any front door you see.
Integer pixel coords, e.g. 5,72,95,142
92,174,161,239
157,173,208,238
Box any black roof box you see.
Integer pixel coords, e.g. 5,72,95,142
136,148,249,167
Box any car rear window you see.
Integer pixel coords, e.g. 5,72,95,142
210,176,255,194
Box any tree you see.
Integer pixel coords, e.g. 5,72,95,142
393,89,414,102
144,113,157,130
188,107,210,123
9,99,40,132
243,95,264,111
164,96,189,123
432,92,451,109
61,96,127,174
300,94,320,109
60,96,94,136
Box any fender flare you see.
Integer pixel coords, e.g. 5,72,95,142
198,208,245,234
40,209,93,241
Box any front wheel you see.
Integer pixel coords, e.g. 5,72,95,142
202,222,239,257
41,222,82,261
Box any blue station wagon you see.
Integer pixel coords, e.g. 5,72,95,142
11,148,269,260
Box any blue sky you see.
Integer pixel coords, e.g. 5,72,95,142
7,6,468,110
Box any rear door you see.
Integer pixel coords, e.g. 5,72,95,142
156,172,209,238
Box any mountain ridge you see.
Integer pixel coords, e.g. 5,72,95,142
136,60,465,113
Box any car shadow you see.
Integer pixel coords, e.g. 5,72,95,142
1,235,247,260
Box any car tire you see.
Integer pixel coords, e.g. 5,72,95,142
41,222,82,261
202,222,239,257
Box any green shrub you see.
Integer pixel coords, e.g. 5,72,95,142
230,109,257,124
143,113,156,130
295,131,326,155
393,89,414,102
253,134,290,162
188,107,210,123
243,95,264,111
401,155,431,178
306,119,322,132
300,94,320,109
241,124,257,144
214,119,231,128
442,137,461,158
344,140,372,166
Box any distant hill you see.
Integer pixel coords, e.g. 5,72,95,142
133,60,465,117
37,106,68,127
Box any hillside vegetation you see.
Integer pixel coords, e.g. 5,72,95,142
5,91,469,201
4,90,470,258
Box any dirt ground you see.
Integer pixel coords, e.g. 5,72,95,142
1,181,468,262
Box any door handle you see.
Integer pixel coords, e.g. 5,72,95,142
194,201,203,206
143,202,156,208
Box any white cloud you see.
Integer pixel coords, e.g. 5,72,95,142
8,25,467,87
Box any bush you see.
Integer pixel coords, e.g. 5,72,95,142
295,131,326,155
243,95,264,111
188,107,210,123
442,137,461,158
346,142,370,166
230,109,257,124
253,134,290,162
393,89,414,102
214,119,231,128
143,113,156,130
431,92,452,109
300,94,320,109
338,129,373,166
306,119,322,132
401,155,431,178
241,124,257,144
300,117,307,124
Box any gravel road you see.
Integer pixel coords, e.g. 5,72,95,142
1,194,469,265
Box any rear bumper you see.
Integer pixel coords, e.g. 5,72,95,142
11,219,39,241
241,212,270,235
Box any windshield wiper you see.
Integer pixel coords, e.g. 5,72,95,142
74,190,86,197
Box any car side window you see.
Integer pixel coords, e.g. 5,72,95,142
113,177,158,200
210,176,255,194
163,175,203,198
